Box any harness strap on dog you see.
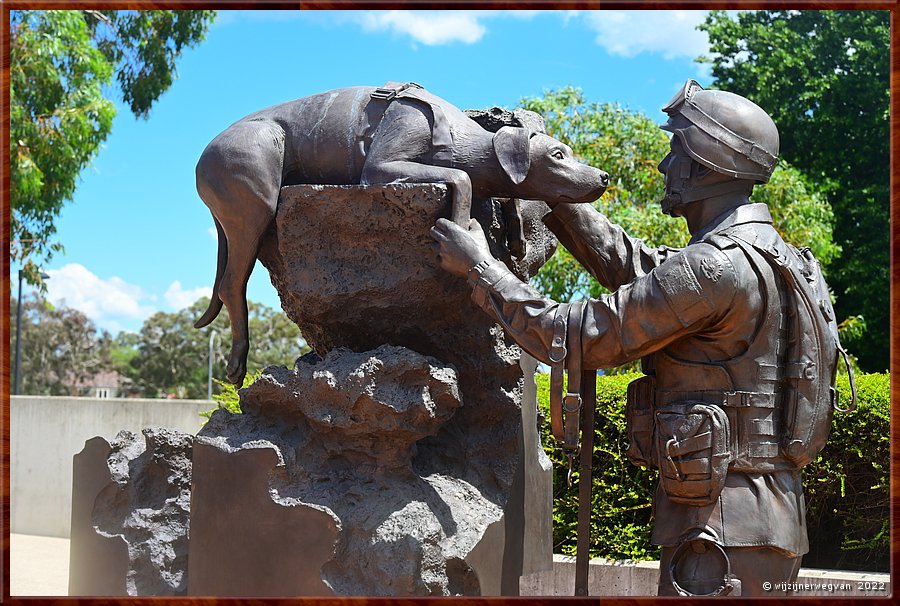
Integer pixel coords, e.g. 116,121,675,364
365,82,454,167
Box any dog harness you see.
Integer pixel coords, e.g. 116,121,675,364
363,82,454,167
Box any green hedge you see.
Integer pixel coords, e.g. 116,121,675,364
535,372,890,572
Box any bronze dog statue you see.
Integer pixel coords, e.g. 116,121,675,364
194,82,609,386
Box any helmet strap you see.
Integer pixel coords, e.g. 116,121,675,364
679,178,754,204
660,155,755,216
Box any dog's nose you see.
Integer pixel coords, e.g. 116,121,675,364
599,171,610,187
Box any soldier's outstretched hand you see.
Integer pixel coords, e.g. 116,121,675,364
431,218,493,278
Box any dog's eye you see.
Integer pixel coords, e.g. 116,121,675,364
552,149,565,160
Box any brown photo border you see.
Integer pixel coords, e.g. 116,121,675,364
1,1,896,604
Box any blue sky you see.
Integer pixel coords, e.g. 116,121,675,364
16,9,722,335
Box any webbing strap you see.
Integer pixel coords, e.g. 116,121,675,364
390,85,453,166
549,304,570,442
366,82,454,167
563,302,586,450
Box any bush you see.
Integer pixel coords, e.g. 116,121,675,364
536,371,889,571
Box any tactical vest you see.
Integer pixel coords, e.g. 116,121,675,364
626,220,843,507
652,224,793,474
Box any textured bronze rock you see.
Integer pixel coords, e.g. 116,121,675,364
251,184,553,595
71,182,555,596
69,429,193,596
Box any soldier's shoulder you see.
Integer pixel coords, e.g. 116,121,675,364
652,242,738,326
679,242,739,293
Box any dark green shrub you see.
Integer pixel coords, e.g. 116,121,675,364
536,372,659,561
536,371,889,571
802,372,890,571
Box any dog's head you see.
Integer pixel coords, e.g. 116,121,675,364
493,126,609,202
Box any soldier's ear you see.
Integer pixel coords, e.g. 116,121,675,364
493,126,531,185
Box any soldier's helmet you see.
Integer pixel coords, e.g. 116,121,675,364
661,80,779,183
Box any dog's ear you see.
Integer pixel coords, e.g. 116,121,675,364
493,126,531,185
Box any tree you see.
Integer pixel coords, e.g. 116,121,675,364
698,10,889,371
520,88,838,304
10,9,215,285
126,298,308,399
10,294,112,396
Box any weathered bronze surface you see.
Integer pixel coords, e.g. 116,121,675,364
194,82,608,387
433,79,850,597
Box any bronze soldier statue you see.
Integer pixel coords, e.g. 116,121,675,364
431,79,853,597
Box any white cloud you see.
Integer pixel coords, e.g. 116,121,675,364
582,10,711,60
356,10,488,45
164,281,212,311
44,264,156,332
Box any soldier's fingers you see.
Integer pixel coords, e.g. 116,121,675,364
434,218,455,232
429,225,448,241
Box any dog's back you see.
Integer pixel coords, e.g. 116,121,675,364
217,87,378,186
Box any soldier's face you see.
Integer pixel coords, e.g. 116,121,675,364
658,137,692,216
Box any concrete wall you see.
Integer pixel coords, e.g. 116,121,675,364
11,395,212,538
520,554,891,597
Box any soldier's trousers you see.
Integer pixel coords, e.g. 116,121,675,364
658,544,802,597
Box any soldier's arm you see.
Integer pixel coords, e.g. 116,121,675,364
468,243,737,368
543,203,680,291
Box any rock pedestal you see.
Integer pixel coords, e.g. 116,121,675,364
71,183,556,596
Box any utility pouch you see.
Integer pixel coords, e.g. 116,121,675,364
625,375,656,468
655,402,732,506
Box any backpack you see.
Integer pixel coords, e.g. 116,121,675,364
726,232,857,468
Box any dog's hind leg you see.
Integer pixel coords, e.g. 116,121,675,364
196,120,285,386
217,206,273,386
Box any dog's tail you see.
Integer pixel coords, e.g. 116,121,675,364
194,215,226,328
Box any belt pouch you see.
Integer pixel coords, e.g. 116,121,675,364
625,375,656,468
655,402,732,506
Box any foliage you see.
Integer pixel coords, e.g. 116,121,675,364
699,10,890,372
10,293,113,396
200,370,263,421
519,88,838,307
536,371,890,571
10,292,306,399
536,372,659,560
10,11,115,284
123,297,308,400
10,9,215,286
803,372,890,572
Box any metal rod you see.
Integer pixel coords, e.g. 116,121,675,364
574,369,596,596
14,270,23,395
207,329,218,400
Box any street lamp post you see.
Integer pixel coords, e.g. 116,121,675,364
207,329,218,400
14,269,49,395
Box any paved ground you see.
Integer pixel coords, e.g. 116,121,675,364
9,533,70,596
